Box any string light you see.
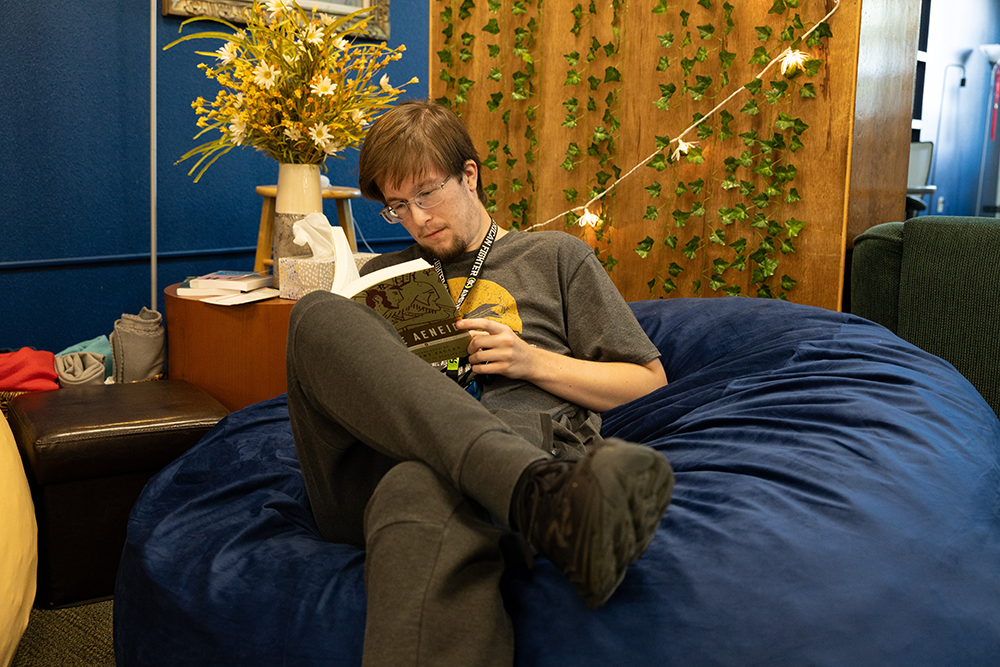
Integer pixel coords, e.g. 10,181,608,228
779,49,810,76
671,139,698,162
524,0,841,232
578,207,601,227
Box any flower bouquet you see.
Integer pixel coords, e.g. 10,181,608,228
166,0,417,181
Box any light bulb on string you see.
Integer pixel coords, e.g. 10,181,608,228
779,49,810,76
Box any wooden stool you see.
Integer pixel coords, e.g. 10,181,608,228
254,185,362,273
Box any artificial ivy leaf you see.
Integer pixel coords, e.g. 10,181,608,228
753,157,774,177
765,183,782,197
655,135,672,149
679,9,690,26
745,78,763,95
739,151,754,168
561,114,578,129
512,0,527,15
668,262,684,277
713,257,730,274
799,82,817,99
721,174,739,190
692,279,702,295
682,236,701,260
488,44,500,58
588,75,602,91
780,25,795,42
658,32,674,48
723,156,739,173
789,135,805,152
647,278,657,293
698,0,711,8
664,235,678,250
780,238,796,254
755,26,773,41
681,57,697,77
685,179,703,195
565,142,581,157
803,59,823,76
604,66,622,83
593,126,611,143
739,129,759,146
662,278,679,293
646,182,662,197
754,257,780,280
685,147,706,165
488,67,502,82
437,47,453,67
710,228,726,245
774,163,798,182
564,51,580,67
459,48,473,62
784,188,801,204
563,97,579,113
652,0,670,15
750,213,768,229
697,24,715,40
729,237,747,254
768,0,785,14
648,154,668,171
681,31,692,47
697,122,714,140
696,46,709,62
719,49,736,69
484,183,498,198
740,180,755,197
672,209,691,226
604,42,616,58
781,274,798,290
749,46,770,65
740,99,760,116
502,110,511,125
635,236,656,258
643,206,660,221
564,69,582,86
526,104,538,122
603,254,619,272
710,275,727,291
486,92,503,112
483,153,498,169
483,18,500,35
691,201,706,217
751,192,771,209
784,217,806,236
806,22,833,47
511,178,524,193
656,56,670,73
675,181,688,196
596,170,613,186
486,139,499,151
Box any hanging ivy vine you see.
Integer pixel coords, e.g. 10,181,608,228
432,0,834,302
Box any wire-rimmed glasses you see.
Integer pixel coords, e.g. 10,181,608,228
379,176,452,224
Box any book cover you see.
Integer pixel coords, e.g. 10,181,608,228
189,270,272,292
336,259,471,363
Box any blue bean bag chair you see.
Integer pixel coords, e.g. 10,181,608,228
114,297,1000,666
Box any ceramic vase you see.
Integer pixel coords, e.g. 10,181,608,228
273,163,323,289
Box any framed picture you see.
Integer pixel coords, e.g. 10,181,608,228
162,0,390,40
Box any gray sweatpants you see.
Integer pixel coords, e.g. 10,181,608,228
286,291,549,666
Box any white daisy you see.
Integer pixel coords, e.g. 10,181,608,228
253,62,281,89
379,74,394,93
214,42,238,65
305,24,324,45
350,109,366,126
310,75,337,96
264,0,287,18
228,118,247,145
332,37,349,50
323,140,345,156
309,122,333,147
284,126,303,141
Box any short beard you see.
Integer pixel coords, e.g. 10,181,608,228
424,236,467,263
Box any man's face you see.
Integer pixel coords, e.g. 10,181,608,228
381,161,486,262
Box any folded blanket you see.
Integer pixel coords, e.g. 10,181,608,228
110,308,165,384
57,335,113,380
55,351,107,387
0,348,58,392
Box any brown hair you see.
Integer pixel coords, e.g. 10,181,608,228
358,100,486,206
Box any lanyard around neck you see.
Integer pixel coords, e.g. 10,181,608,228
432,219,498,310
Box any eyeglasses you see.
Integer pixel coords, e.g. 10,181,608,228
379,176,451,224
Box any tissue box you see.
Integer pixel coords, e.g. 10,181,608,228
278,257,335,300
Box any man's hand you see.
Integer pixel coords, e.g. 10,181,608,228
455,318,667,412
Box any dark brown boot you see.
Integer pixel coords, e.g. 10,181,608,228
511,438,674,608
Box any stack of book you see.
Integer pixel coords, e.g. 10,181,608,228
177,271,279,305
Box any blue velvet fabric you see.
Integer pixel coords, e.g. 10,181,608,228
114,297,1000,666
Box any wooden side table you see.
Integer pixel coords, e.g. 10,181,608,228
164,284,295,412
254,185,362,273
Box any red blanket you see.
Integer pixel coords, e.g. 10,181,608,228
0,347,59,391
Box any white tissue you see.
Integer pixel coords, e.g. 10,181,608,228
292,212,337,259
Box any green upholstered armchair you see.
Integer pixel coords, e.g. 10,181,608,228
851,215,1000,417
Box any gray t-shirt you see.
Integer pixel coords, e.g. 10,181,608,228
361,229,660,449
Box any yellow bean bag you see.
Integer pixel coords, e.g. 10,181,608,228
0,411,36,667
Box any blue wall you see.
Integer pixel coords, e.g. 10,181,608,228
918,0,1000,216
0,0,426,353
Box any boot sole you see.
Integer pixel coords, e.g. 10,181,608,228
571,439,674,608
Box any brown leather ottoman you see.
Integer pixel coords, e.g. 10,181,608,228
8,380,229,608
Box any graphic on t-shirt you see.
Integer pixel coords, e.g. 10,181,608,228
447,278,523,334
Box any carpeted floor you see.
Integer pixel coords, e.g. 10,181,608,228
11,600,114,667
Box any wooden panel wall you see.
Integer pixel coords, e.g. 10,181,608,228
429,0,918,311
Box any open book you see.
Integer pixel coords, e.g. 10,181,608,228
330,230,470,363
